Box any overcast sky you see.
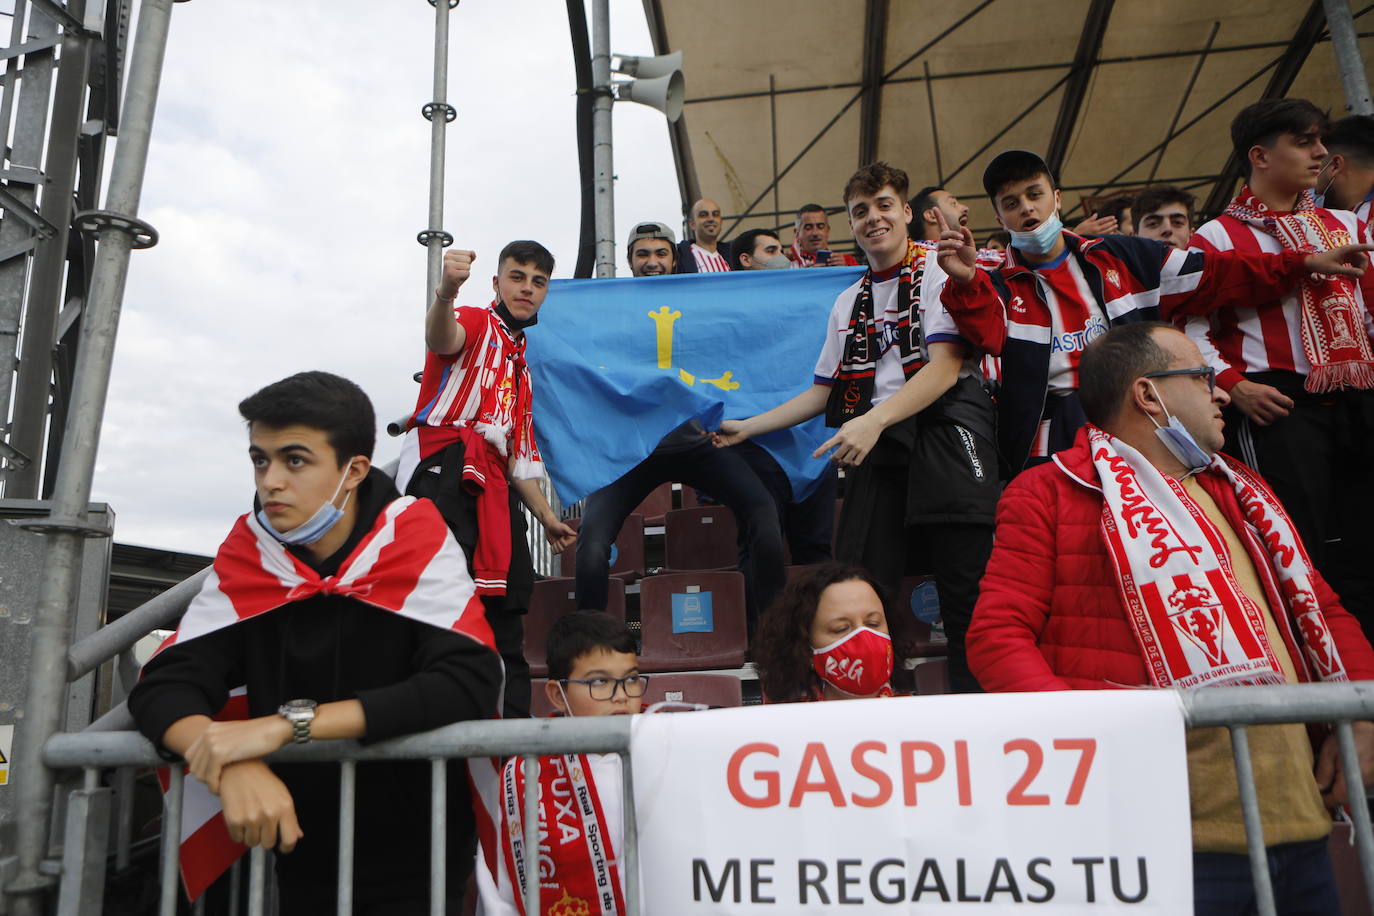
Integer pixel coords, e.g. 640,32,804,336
90,1,680,555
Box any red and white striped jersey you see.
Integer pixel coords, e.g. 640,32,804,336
691,243,732,273
1185,210,1374,387
400,306,543,491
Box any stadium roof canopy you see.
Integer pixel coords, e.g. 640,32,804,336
642,0,1374,251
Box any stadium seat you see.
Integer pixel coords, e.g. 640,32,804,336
637,571,748,671
642,671,743,709
633,482,673,527
523,577,626,678
663,506,738,571
557,513,646,581
530,679,558,718
679,485,701,510
896,574,947,658
784,564,820,586
1330,821,1371,915
913,658,950,696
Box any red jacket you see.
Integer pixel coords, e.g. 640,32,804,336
967,427,1374,691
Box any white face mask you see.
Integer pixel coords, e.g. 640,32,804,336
1145,382,1212,474
257,461,354,545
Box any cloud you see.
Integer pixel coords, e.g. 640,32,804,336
93,0,681,554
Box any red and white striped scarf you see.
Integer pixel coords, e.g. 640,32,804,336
150,496,496,900
1086,426,1348,689
1224,187,1374,392
497,753,626,916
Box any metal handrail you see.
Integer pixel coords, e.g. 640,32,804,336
46,715,632,769
65,566,207,681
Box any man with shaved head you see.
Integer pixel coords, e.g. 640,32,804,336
677,197,732,273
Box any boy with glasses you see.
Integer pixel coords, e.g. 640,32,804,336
473,613,643,914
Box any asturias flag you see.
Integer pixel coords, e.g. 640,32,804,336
525,266,865,506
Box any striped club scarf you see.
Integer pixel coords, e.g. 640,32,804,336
1224,187,1374,392
824,239,927,426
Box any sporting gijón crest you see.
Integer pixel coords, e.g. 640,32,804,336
1167,585,1226,666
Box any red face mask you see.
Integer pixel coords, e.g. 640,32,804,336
811,626,893,697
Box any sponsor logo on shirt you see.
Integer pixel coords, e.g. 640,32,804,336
1049,313,1107,355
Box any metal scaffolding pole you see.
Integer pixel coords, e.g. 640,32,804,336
591,0,615,277
419,0,456,301
7,0,98,498
3,0,174,911
0,3,58,486
1323,0,1374,115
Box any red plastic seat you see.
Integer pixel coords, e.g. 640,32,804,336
642,672,743,709
633,482,674,527
896,574,947,658
637,571,748,671
914,658,949,695
557,513,646,581
679,485,701,510
663,506,738,571
529,679,559,718
1330,821,1371,915
523,578,626,678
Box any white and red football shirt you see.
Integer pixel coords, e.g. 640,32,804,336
1185,210,1374,387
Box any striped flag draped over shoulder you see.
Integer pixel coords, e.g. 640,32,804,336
147,495,496,900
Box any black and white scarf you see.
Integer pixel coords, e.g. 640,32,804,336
825,239,927,426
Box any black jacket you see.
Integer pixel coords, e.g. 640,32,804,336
129,470,503,889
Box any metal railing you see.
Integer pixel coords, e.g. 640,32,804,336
45,716,635,916
33,682,1374,916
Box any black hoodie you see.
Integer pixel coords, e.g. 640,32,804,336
129,469,503,890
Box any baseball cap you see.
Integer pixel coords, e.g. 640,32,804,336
982,149,1056,199
626,220,676,246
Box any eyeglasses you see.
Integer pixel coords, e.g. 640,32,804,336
1142,366,1216,392
561,674,650,700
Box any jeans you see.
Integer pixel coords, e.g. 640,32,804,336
1193,836,1341,915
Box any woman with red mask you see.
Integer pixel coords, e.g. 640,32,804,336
755,564,897,702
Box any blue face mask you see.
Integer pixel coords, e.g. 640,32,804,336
1146,382,1212,474
257,462,354,546
1313,159,1336,208
1008,213,1063,256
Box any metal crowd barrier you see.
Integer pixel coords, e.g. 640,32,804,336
44,716,635,916
36,682,1374,916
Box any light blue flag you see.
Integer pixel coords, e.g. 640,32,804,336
525,266,866,506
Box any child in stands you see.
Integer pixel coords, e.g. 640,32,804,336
473,613,643,915
754,563,896,703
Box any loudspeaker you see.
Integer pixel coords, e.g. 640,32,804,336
612,50,683,80
616,71,685,122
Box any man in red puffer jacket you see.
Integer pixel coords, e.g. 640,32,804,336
967,321,1374,915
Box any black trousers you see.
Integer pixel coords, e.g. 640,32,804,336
1225,371,1374,639
405,441,534,719
732,439,837,564
575,437,785,631
835,423,998,694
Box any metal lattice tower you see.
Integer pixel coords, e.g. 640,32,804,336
0,0,132,500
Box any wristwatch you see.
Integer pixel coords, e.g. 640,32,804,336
277,699,318,744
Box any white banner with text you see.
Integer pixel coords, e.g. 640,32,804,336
630,690,1191,913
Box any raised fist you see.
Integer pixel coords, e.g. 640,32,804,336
438,249,476,300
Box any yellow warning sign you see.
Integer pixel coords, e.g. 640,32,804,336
0,724,12,786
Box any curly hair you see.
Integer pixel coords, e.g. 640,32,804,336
754,563,892,703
